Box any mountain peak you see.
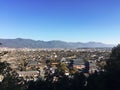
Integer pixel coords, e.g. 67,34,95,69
0,38,114,48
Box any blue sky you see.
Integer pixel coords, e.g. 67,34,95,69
0,0,120,44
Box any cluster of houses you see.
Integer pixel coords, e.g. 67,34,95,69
0,48,110,82
15,57,99,82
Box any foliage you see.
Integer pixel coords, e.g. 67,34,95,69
104,44,120,90
0,61,26,90
86,44,120,90
106,44,120,72
57,62,69,74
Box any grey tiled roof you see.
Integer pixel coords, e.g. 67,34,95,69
73,58,84,65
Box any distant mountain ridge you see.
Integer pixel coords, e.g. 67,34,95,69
0,38,114,48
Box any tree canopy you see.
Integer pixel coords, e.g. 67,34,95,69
0,61,26,90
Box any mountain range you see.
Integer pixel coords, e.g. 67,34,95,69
0,38,114,48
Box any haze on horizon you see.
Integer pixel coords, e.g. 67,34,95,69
0,0,120,45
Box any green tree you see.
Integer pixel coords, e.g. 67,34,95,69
0,61,26,90
104,44,120,90
87,45,120,90
106,44,120,72
57,62,69,75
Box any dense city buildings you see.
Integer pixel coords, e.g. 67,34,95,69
0,47,111,81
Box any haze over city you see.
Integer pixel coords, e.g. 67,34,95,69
0,0,120,44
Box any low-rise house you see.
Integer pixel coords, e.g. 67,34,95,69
73,58,85,69
27,61,39,67
0,75,4,82
89,61,98,73
17,71,39,81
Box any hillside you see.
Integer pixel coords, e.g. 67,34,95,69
0,38,114,48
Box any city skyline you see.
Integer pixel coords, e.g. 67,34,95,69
0,0,120,44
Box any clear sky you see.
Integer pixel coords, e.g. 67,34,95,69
0,0,120,44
